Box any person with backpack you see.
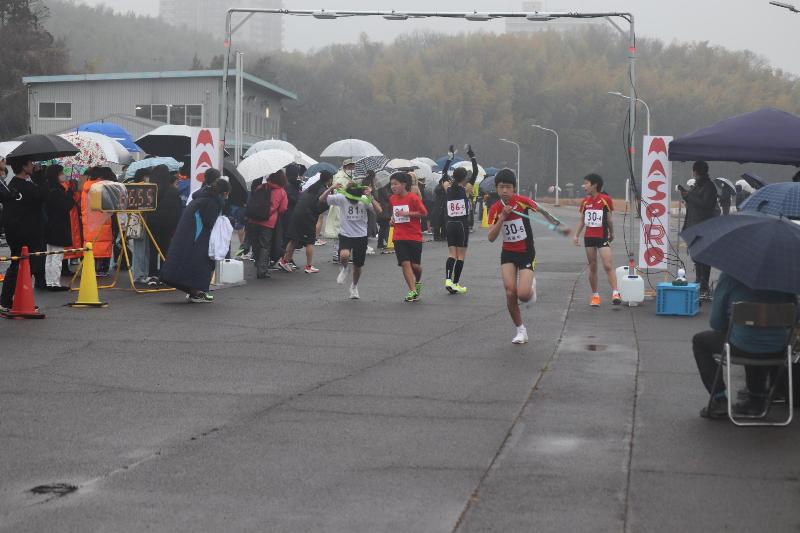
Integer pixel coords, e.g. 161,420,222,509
247,170,288,279
679,161,720,299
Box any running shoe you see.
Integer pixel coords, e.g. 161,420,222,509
235,247,247,258
531,277,538,303
415,281,423,295
304,265,320,274
590,294,601,307
612,290,622,305
349,285,360,299
454,284,468,294
337,265,350,284
188,292,214,303
404,290,419,302
366,245,375,255
289,260,299,271
314,239,327,246
445,279,456,294
277,258,293,273
512,327,529,344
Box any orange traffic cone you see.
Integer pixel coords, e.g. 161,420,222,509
68,243,108,308
386,226,395,251
1,246,45,319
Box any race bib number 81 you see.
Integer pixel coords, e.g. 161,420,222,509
502,219,527,242
584,209,604,228
345,204,362,221
447,199,467,218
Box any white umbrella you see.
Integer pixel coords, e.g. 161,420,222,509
372,170,392,190
320,138,382,159
296,150,317,167
387,158,414,169
413,157,437,168
302,173,321,192
236,149,295,185
409,161,433,183
244,139,299,159
0,141,22,158
451,160,486,180
61,131,131,165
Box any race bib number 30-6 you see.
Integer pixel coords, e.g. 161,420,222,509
447,199,467,218
393,205,410,224
584,208,604,228
502,219,527,242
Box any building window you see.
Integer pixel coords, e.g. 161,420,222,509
39,102,71,119
135,104,203,126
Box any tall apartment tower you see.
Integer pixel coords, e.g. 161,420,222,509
160,0,283,53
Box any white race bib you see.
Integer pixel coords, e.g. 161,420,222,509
393,205,410,224
502,218,527,242
447,199,467,218
344,203,363,221
584,208,604,228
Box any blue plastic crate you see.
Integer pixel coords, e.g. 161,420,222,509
656,282,700,316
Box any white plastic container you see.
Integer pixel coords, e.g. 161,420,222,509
215,259,244,284
618,267,645,306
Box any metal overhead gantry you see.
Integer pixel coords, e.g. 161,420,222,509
220,8,638,245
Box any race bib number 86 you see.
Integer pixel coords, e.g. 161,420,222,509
447,199,467,218
502,219,527,242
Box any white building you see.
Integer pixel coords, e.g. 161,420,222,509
160,0,283,53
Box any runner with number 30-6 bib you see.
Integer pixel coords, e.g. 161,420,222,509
440,144,479,295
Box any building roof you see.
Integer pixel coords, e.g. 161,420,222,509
22,70,297,100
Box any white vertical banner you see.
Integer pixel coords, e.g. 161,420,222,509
638,136,673,271
190,127,220,198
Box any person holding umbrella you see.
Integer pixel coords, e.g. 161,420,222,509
678,161,720,299
0,157,48,311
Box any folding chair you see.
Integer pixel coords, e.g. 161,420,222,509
720,302,797,426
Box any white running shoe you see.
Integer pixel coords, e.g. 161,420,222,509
531,277,538,303
336,265,349,284
349,285,360,299
512,327,529,344
366,245,375,255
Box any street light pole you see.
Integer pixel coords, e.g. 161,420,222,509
608,91,650,136
531,124,559,207
499,138,521,183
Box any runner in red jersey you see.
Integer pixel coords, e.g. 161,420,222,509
573,173,621,307
488,168,561,344
388,172,428,302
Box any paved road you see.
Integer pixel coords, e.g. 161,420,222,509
1,207,798,532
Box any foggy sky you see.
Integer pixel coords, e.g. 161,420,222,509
68,0,800,76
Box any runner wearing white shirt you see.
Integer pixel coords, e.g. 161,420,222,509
326,184,381,299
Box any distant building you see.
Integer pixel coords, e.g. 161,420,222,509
160,0,283,53
22,70,297,146
506,1,598,35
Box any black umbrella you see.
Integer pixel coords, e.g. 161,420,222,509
222,158,247,206
680,213,800,293
6,134,78,162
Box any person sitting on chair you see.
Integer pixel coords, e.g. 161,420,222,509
692,271,796,419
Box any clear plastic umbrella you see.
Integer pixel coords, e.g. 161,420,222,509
244,139,299,159
413,157,437,168
321,139,382,158
236,149,295,184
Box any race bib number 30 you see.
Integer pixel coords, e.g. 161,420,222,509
502,219,527,242
584,209,604,228
447,199,467,218
393,205,410,224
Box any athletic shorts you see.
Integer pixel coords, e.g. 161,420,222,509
339,235,368,267
394,240,422,266
445,220,469,248
500,249,536,271
584,237,610,248
286,220,316,248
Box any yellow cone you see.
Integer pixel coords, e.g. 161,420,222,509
69,243,108,308
481,205,490,228
386,226,395,250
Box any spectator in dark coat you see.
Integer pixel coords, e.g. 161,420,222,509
146,165,183,279
0,158,47,309
160,170,228,303
43,164,73,291
680,161,720,296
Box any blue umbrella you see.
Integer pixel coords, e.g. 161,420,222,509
305,162,337,177
741,173,767,190
125,157,182,178
739,182,800,218
435,155,464,170
680,213,800,293
77,122,141,153
484,166,498,177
